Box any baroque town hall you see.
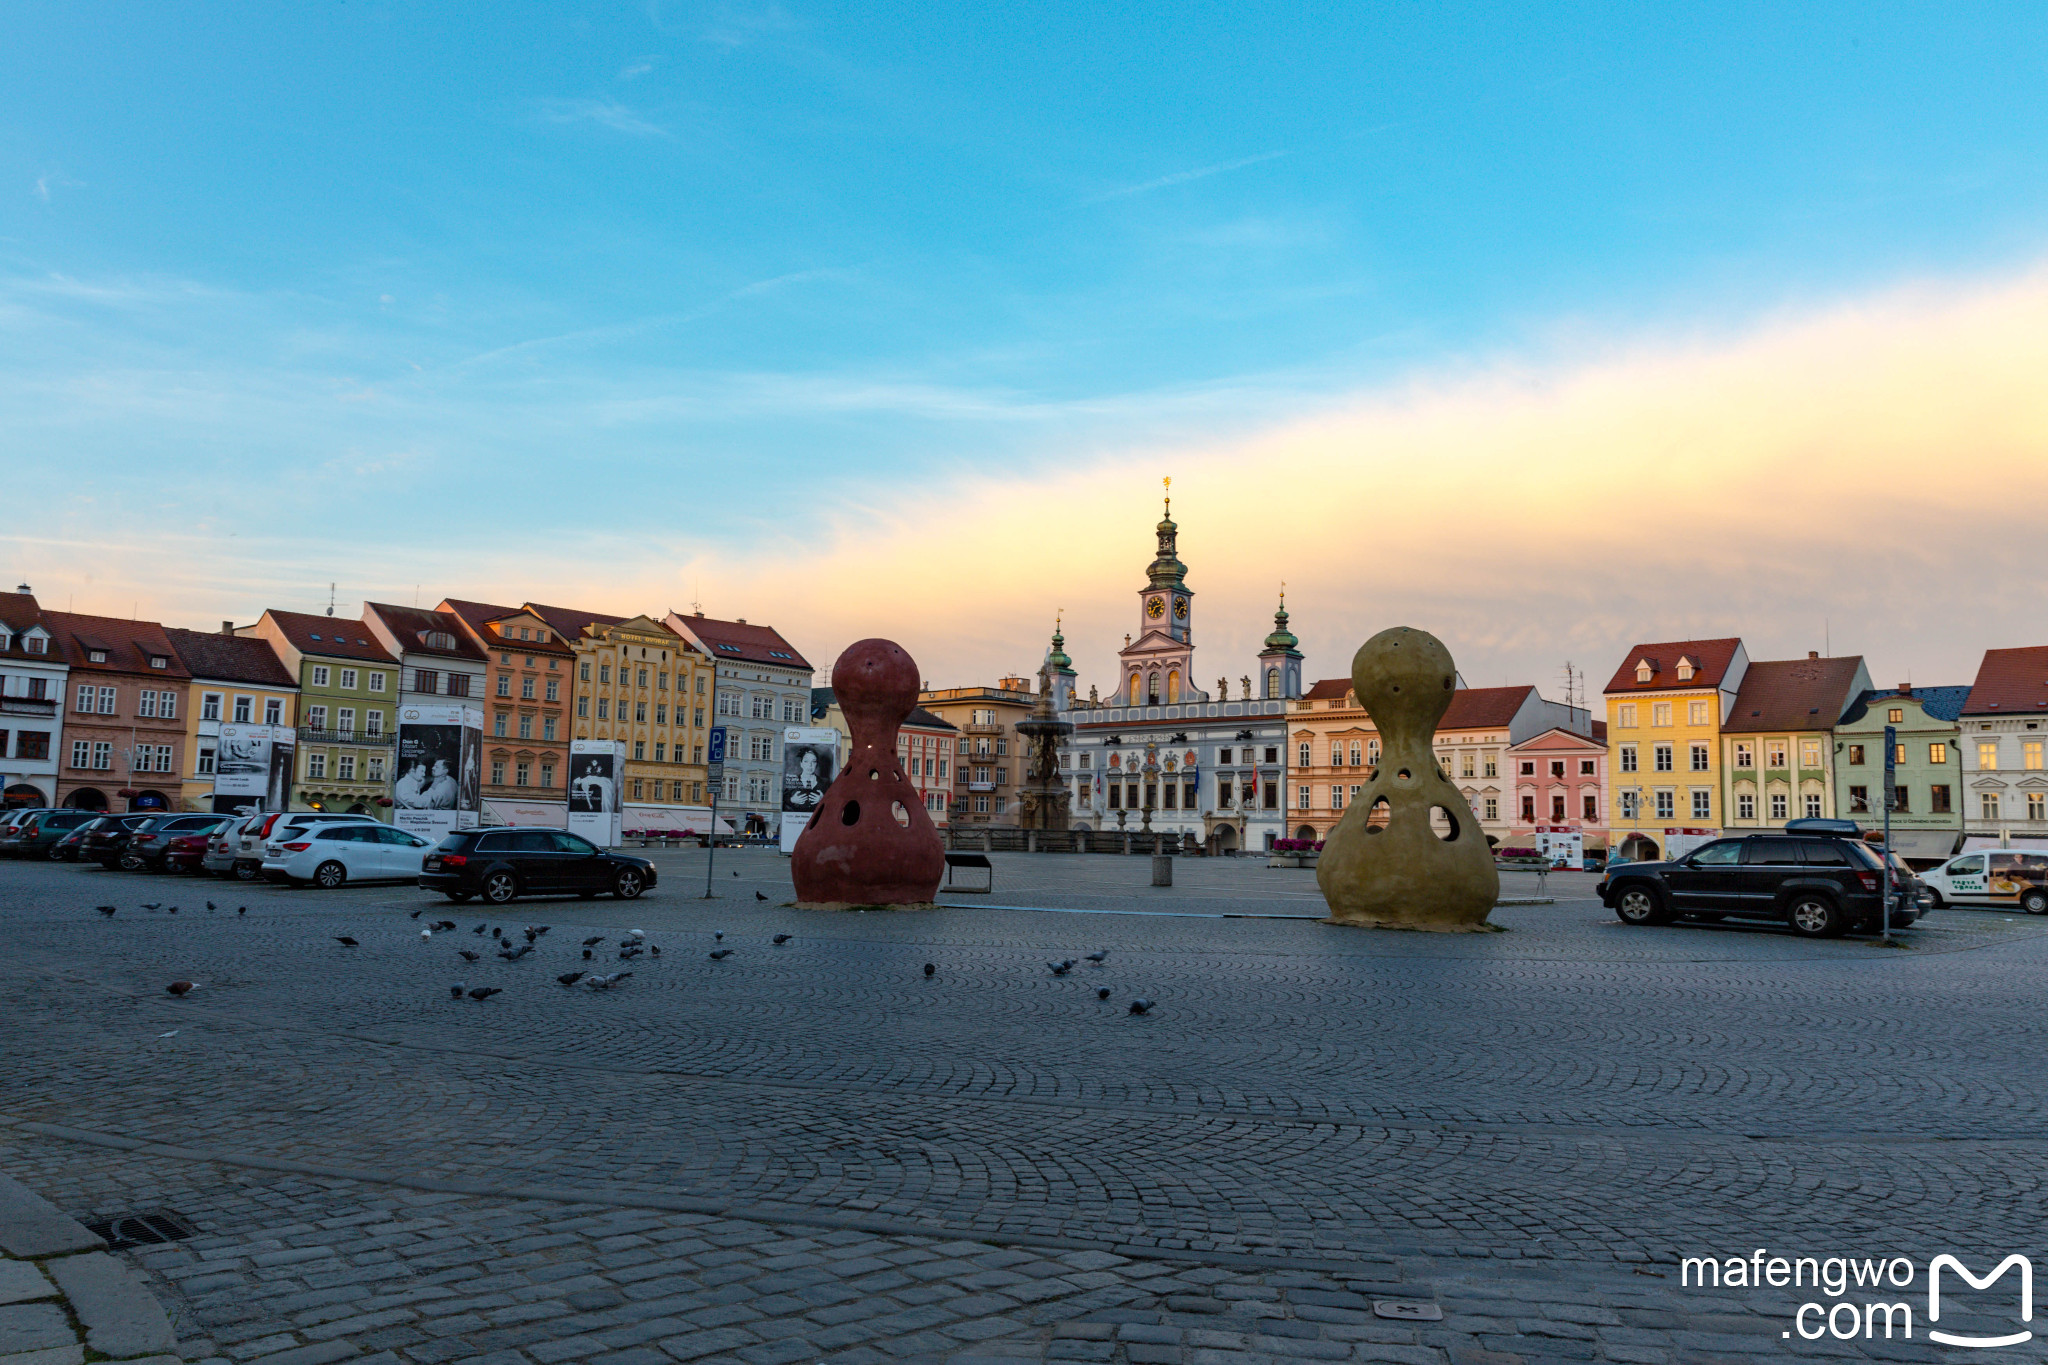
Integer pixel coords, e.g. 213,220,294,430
1052,492,1298,854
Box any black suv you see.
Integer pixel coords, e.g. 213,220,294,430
1598,830,1919,938
419,827,656,904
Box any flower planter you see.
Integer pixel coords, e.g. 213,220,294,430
1268,854,1318,869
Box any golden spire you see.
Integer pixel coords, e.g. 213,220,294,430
1162,475,1171,516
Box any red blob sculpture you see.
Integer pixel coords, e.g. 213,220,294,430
791,639,945,908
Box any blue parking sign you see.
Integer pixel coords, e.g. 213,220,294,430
708,726,727,765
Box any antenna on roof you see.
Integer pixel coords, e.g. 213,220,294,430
326,582,336,617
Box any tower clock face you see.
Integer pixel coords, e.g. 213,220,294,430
1173,597,1188,619
1146,597,1165,619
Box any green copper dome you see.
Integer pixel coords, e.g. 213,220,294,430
1048,621,1074,674
1262,595,1300,654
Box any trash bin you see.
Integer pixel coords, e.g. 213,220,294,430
1151,855,1173,887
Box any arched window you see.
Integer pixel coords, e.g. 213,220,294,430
1128,673,1141,704
1166,670,1180,703
1298,741,1312,767
1147,672,1161,704
1265,668,1279,698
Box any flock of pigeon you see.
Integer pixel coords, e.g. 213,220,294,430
108,892,1158,1016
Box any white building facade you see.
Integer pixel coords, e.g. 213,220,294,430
1959,645,2048,847
665,612,814,839
0,589,68,807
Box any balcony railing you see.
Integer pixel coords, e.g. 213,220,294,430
0,697,57,717
297,728,394,746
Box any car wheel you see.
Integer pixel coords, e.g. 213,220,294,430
2023,889,2048,916
314,860,348,890
1925,889,1946,909
614,868,645,900
47,846,66,861
234,861,261,881
1788,895,1844,938
118,854,144,871
444,890,473,903
1615,886,1667,926
483,871,519,905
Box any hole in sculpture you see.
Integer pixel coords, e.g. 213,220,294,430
1431,805,1460,841
891,802,910,827
841,801,861,826
1443,676,1453,689
1395,768,1411,781
868,769,879,781
1391,684,1401,693
1365,797,1391,831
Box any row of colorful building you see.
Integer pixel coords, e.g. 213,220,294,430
5,488,2044,861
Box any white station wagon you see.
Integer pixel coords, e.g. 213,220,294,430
263,819,436,889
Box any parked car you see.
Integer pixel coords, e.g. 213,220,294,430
1920,850,2048,914
1597,829,1919,938
78,813,158,867
0,807,50,837
163,828,224,874
262,819,436,888
49,816,110,862
120,815,233,872
0,808,98,858
206,811,365,881
199,814,261,878
419,828,656,904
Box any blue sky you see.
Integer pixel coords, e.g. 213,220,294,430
4,4,2048,686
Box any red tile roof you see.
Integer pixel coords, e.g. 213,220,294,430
1722,656,1867,734
668,613,812,670
440,599,577,658
364,603,488,662
1438,685,1535,732
40,611,189,677
164,628,298,689
1603,638,1744,694
1303,677,1352,702
522,601,626,643
0,592,52,656
260,610,398,664
1962,645,2048,716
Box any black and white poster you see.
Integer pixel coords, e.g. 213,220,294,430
566,739,623,847
780,726,840,853
213,723,296,811
393,705,482,840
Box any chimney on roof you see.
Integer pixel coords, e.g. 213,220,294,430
694,610,704,617
1808,651,1819,659
1899,683,1911,695
221,620,233,635
15,583,28,594
736,618,746,625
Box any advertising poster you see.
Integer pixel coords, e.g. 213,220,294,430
1536,824,1584,871
393,704,483,841
779,726,840,853
215,723,295,810
567,739,625,848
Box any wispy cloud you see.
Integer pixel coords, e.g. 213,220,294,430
1086,150,1290,204
533,97,669,138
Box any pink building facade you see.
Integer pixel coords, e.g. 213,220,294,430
1507,724,1609,853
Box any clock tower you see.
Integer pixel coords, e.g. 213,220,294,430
1116,480,1201,706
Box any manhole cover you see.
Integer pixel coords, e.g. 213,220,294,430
1373,1300,1443,1321
81,1210,197,1250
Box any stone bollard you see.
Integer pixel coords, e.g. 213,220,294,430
1026,829,1037,854
983,829,993,854
1151,854,1173,887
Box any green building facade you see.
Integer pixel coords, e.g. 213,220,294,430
1833,684,1969,863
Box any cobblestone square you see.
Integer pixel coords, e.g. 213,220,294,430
3,849,2044,1362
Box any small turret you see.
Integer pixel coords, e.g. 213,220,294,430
1255,587,1303,700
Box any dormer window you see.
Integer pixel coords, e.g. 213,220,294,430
88,648,109,663
419,629,459,651
1674,657,1695,682
0,631,10,652
149,655,168,669
537,630,549,643
24,632,45,654
1635,659,1653,683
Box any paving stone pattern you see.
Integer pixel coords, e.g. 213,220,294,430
2,850,2044,1362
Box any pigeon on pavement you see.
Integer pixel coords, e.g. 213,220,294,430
1128,999,1154,1015
1047,960,1075,975
141,903,161,911
97,905,116,917
582,948,594,960
449,984,466,999
923,963,935,978
166,981,195,997
582,936,605,947
498,943,535,961
167,906,178,914
713,931,723,941
648,945,660,958
410,909,424,919
420,930,432,940
772,933,792,945
588,972,632,990
473,924,487,935
206,901,216,911
708,948,733,960
1098,988,1112,1000
237,906,246,915
459,950,480,962
1084,950,1107,963
557,971,586,986
755,891,767,901
467,986,502,1001
334,936,358,947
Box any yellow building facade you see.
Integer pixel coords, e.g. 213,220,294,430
165,627,300,813
1603,638,1748,861
547,611,712,810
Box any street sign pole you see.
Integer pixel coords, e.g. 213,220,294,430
704,724,727,899
1882,723,1896,943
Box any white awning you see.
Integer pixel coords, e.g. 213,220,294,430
483,800,569,828
1882,830,1961,860
622,804,734,835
